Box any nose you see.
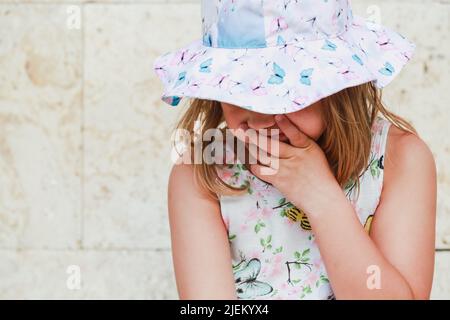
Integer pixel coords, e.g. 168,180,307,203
246,114,276,131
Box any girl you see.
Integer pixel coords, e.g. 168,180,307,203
154,1,436,299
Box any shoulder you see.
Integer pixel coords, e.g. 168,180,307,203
383,124,437,205
385,125,436,181
167,164,223,243
168,163,218,205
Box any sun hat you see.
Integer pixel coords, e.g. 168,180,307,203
153,0,415,114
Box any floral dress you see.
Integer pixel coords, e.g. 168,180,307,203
216,116,392,300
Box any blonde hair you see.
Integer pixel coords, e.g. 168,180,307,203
171,82,417,199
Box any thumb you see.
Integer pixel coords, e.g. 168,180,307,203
249,164,277,182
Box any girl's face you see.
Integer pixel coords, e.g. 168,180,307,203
220,101,326,143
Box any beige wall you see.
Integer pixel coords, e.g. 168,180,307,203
0,0,448,299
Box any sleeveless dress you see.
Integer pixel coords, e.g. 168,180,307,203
216,116,392,300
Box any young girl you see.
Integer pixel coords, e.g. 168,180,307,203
154,1,436,299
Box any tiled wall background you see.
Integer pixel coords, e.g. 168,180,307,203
0,0,448,299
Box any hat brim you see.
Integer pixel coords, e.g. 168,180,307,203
153,15,415,114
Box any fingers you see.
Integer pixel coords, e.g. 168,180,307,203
249,163,278,180
246,140,278,170
234,129,291,158
275,114,311,149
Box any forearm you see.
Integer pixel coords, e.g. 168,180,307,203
305,186,414,299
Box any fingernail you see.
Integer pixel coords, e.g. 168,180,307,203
275,115,283,122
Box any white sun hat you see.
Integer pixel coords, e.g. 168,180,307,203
153,0,415,114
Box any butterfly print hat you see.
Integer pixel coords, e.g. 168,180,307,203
153,0,415,114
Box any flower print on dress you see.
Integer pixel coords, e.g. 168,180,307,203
260,206,273,219
262,252,285,280
217,116,392,299
217,163,251,189
304,272,320,289
260,234,273,253
285,248,313,286
343,151,384,201
239,220,251,233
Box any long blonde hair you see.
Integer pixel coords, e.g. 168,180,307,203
171,82,417,199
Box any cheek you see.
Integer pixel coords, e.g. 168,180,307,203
287,109,325,141
224,115,240,129
221,105,245,129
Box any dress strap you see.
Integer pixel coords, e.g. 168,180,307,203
352,117,392,233
371,116,392,160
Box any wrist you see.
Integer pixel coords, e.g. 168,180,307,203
306,179,352,220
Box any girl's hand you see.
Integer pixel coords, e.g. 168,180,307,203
236,114,345,218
